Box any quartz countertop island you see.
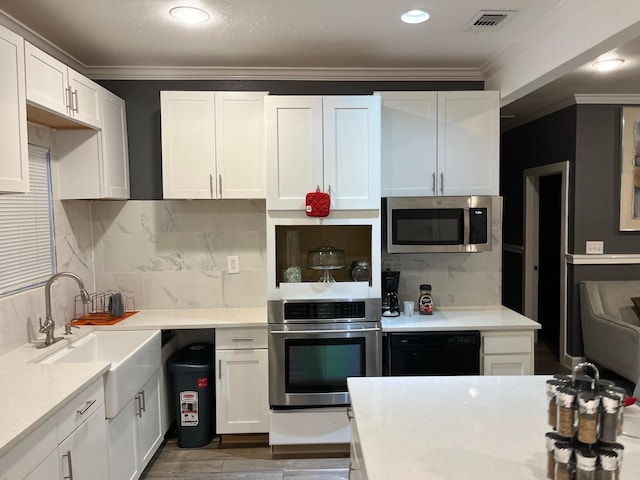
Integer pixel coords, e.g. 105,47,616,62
347,376,640,480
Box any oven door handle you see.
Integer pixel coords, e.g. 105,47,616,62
270,327,381,335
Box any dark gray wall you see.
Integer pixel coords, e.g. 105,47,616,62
98,80,483,200
501,104,640,357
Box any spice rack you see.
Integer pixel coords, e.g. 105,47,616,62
545,362,626,480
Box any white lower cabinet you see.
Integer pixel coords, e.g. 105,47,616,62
0,378,107,480
481,331,534,375
107,370,163,480
215,327,269,434
58,405,108,480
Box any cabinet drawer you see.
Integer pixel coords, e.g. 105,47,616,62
483,333,532,354
56,377,105,443
216,327,268,349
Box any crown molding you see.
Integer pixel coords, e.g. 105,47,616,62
0,10,84,71
84,65,485,82
574,94,640,105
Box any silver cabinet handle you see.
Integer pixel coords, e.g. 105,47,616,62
135,393,143,417
139,389,146,413
65,87,72,114
440,172,444,195
346,407,354,420
71,89,79,113
218,359,222,380
62,450,74,480
77,399,96,415
209,174,214,198
432,172,436,195
231,337,254,342
218,174,222,198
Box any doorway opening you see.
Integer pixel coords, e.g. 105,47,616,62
524,162,569,367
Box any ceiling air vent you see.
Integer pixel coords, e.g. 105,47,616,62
465,11,515,31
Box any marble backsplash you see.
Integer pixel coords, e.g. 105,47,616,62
1,181,500,355
91,199,267,310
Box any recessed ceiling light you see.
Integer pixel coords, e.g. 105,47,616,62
401,9,431,24
592,58,625,72
169,6,210,24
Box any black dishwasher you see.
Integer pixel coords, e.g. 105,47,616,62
387,331,481,376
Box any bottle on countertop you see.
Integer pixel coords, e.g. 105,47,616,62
418,284,433,315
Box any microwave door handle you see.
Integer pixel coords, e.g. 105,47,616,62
463,208,471,245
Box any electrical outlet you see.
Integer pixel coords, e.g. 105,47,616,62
227,255,240,273
586,241,604,255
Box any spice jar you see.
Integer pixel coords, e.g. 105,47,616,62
418,284,433,315
596,449,618,480
554,441,574,480
605,386,626,436
547,379,566,429
545,432,563,479
557,386,577,438
577,392,599,444
575,449,597,480
603,443,624,480
599,392,620,443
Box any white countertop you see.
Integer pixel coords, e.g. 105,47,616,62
348,376,640,480
381,306,541,332
0,307,266,457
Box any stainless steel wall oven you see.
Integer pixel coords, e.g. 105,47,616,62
268,298,381,408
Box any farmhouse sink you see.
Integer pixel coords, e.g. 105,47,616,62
38,330,161,418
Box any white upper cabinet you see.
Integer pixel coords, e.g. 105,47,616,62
25,41,102,129
55,89,130,199
160,90,267,199
378,90,499,197
266,95,381,211
379,91,437,197
0,24,29,193
437,91,499,196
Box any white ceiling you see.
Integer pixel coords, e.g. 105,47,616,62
1,0,640,129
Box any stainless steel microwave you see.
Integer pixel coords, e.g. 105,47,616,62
386,196,492,253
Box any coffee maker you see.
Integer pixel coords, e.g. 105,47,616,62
381,270,400,317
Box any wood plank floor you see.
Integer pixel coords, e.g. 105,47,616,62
145,341,624,479
142,434,350,480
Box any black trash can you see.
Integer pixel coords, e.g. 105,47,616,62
167,343,215,447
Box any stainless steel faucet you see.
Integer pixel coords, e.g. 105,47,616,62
37,272,91,349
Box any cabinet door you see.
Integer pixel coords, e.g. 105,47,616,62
0,25,29,193
378,91,437,197
215,92,267,199
107,398,139,480
437,91,499,196
58,405,108,480
216,348,269,434
265,96,324,210
161,91,216,199
68,69,103,128
102,89,130,199
23,449,59,480
323,96,381,210
483,354,532,375
24,41,69,117
138,372,163,470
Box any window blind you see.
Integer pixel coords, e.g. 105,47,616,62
0,145,55,295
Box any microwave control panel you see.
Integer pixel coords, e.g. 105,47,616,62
469,208,488,245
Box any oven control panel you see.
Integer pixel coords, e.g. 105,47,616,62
284,301,366,320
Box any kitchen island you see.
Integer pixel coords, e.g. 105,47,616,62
347,375,640,479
